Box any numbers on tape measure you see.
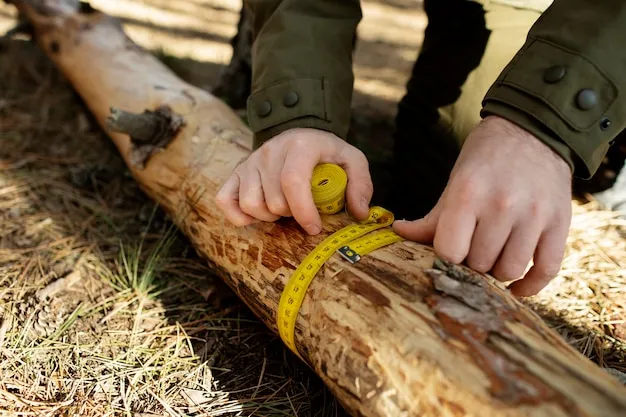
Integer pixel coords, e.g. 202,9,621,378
277,205,403,359
277,165,403,359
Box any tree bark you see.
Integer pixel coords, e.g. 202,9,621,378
10,1,626,416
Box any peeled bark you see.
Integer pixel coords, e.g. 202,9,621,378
10,1,626,416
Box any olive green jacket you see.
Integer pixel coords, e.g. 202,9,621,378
244,0,626,179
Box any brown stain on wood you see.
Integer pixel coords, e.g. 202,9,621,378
224,241,238,265
440,398,467,417
344,354,380,399
358,257,429,302
235,278,274,326
258,223,309,273
315,318,383,406
261,248,290,273
424,261,583,413
270,272,286,294
431,302,557,405
49,40,60,54
338,272,390,308
352,338,373,358
394,247,416,261
243,243,259,269
210,232,224,258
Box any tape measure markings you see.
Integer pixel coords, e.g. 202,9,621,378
337,229,405,264
276,164,404,358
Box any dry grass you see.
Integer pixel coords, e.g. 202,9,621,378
524,201,626,372
0,1,624,416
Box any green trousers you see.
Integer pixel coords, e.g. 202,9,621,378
440,1,549,144
388,0,550,218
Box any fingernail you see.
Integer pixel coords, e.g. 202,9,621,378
305,224,321,235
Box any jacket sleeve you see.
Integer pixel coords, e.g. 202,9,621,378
244,0,362,150
481,0,626,179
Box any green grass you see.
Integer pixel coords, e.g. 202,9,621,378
105,205,178,299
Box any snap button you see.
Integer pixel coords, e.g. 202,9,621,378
576,89,597,110
543,65,566,84
283,91,299,108
256,100,272,117
600,117,611,131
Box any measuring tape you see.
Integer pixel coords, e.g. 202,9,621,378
276,164,404,359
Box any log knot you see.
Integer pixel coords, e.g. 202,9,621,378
106,105,185,169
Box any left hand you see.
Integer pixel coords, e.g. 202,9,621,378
393,115,573,296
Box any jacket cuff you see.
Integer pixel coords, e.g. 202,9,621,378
247,77,344,149
482,38,620,179
251,117,338,150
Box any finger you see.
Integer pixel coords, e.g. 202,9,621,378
465,215,515,274
490,222,542,282
281,148,322,235
508,221,569,297
259,156,292,218
392,203,442,243
215,173,257,227
239,168,281,223
338,148,372,221
433,205,477,264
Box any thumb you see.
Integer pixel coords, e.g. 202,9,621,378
392,205,441,243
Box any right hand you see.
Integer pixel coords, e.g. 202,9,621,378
216,128,374,235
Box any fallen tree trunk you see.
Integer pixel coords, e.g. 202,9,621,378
10,1,626,416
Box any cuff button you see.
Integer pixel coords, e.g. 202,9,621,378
543,65,566,83
283,91,299,108
600,117,611,131
256,100,272,117
576,89,597,110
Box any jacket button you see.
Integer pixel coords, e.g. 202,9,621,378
283,91,299,107
256,100,272,117
576,89,597,110
600,117,611,130
543,65,566,83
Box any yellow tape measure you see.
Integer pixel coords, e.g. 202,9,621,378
277,163,404,358
311,163,347,215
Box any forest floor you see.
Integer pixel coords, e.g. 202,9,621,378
0,0,624,416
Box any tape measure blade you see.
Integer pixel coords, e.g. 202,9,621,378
339,230,404,260
277,202,399,358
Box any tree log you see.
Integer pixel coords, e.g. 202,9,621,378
10,1,626,416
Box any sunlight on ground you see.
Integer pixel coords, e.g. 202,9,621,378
0,5,15,34
354,0,426,107
89,0,239,64
1,0,423,113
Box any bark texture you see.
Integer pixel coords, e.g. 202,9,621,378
10,1,626,416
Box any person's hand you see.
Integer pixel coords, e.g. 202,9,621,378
216,128,373,235
393,115,573,297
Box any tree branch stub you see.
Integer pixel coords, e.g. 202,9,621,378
105,106,185,169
